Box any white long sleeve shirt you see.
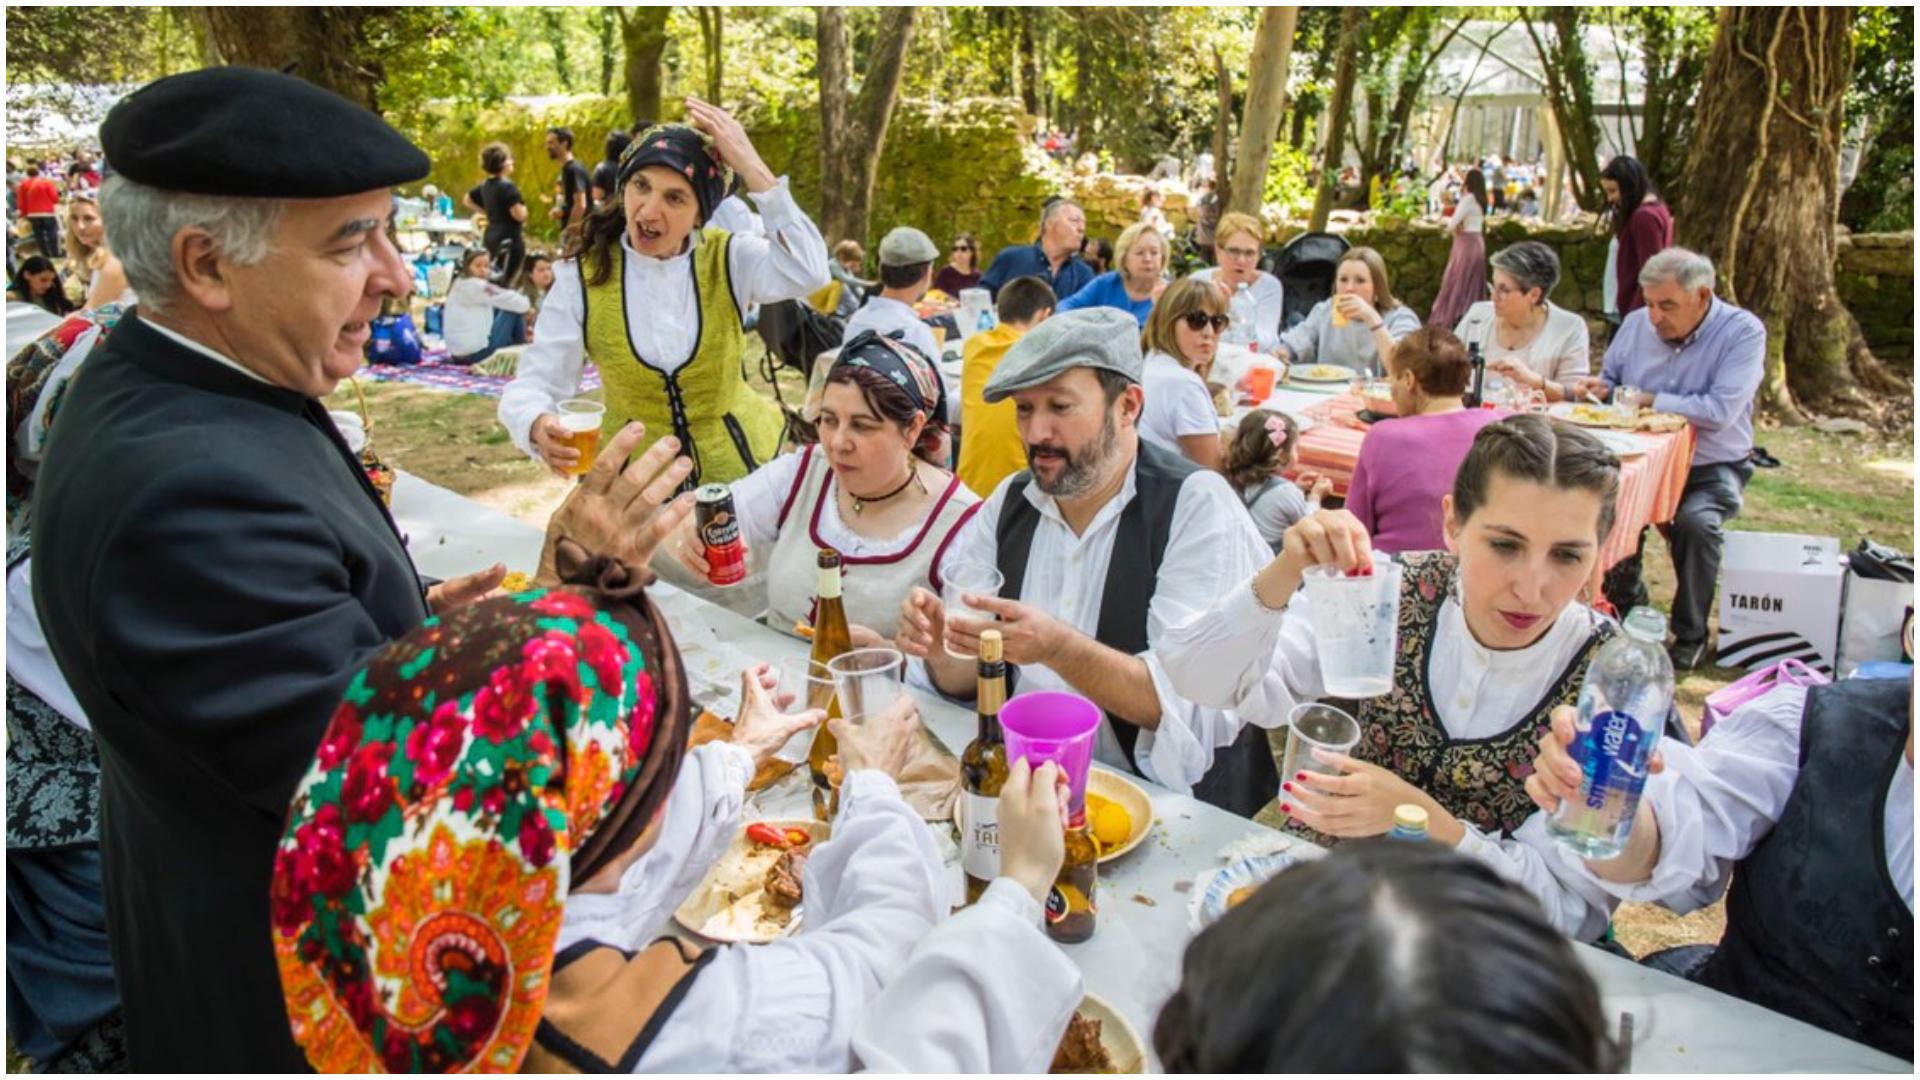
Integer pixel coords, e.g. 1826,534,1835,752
851,877,1083,1073
908,454,1274,793
442,276,530,357
497,178,829,457
561,767,947,1073
1159,578,1620,937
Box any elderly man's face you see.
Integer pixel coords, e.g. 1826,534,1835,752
1046,205,1086,251
216,189,410,397
1012,367,1138,499
1642,277,1712,342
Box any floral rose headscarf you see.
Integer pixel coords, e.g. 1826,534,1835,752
272,550,691,1072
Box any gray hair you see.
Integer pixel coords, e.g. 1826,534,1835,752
101,175,284,312
1040,198,1081,228
1489,241,1561,302
1637,247,1715,293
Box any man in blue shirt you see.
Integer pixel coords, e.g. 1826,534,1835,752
1572,247,1765,670
979,199,1093,301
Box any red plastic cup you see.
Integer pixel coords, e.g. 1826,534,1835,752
1000,691,1102,812
1245,365,1278,402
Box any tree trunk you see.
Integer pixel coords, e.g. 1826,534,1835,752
1226,6,1298,216
1360,15,1468,195
1523,8,1606,211
1676,7,1905,420
695,6,724,103
1211,47,1235,212
597,8,617,96
192,7,380,111
541,9,574,92
816,5,917,246
1308,7,1362,232
1017,8,1040,116
619,6,672,125
1632,9,1707,194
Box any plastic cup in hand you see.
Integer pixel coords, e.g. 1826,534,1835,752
774,660,835,762
557,399,605,476
826,648,906,727
1280,702,1362,802
941,562,1006,659
1302,553,1402,698
1000,691,1101,813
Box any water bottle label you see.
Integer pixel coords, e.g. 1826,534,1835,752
1572,710,1644,808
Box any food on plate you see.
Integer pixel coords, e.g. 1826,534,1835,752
1565,403,1621,426
1632,410,1688,433
1050,1012,1116,1074
1299,364,1351,381
1086,793,1132,852
499,570,535,593
745,822,813,850
688,711,799,791
763,849,807,910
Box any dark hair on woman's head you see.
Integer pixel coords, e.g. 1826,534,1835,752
9,256,75,315
1601,155,1657,236
1224,408,1296,491
573,198,632,286
823,359,949,466
604,130,633,164
1082,236,1113,274
1452,413,1622,542
1463,167,1488,212
1153,841,1618,1073
480,142,510,176
1386,325,1472,398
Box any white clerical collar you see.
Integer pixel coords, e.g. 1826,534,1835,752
143,316,274,385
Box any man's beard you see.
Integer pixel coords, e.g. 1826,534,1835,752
1027,411,1120,498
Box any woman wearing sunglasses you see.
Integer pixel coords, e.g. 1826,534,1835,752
1137,277,1229,470
933,233,981,296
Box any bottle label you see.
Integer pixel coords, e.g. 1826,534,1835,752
1045,883,1095,924
958,793,1000,880
1573,710,1645,809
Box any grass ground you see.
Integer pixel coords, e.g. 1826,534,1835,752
326,354,1914,961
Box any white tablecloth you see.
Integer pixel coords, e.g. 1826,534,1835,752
390,472,1910,1075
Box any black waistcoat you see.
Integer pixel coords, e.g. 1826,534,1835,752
994,440,1278,817
1701,676,1914,1061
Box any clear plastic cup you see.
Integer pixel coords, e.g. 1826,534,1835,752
1000,691,1102,813
1280,702,1363,800
1302,554,1402,698
826,647,906,727
1614,385,1640,425
557,399,606,476
773,660,835,763
941,561,1005,659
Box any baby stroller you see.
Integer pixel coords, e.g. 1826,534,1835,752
1271,231,1350,332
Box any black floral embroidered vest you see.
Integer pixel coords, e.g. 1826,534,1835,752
1290,552,1612,843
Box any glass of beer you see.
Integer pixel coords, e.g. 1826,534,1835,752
557,399,605,476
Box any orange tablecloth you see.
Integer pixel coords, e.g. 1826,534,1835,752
1285,395,1697,576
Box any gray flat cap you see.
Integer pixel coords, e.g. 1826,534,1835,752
982,307,1143,403
877,226,940,267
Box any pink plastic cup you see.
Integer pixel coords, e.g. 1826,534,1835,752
1000,691,1102,812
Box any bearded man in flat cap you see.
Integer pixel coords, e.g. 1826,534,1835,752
28,68,694,1069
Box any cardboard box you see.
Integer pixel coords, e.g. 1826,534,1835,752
1715,532,1843,676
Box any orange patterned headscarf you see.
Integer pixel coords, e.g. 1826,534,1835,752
271,552,690,1072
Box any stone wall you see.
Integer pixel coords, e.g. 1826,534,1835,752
1835,231,1914,368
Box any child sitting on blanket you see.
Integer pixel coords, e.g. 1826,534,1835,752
444,247,530,367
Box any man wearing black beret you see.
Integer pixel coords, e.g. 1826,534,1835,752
28,67,696,1070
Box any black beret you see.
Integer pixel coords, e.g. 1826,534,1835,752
101,67,431,198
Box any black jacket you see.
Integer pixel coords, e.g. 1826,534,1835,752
29,314,430,1070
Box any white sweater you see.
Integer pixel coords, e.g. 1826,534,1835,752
443,275,529,357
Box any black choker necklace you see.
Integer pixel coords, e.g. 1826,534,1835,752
849,465,925,516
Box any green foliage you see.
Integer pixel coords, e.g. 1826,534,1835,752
1261,140,1316,216
1841,6,1914,232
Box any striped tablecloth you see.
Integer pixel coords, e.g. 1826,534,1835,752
1284,395,1697,576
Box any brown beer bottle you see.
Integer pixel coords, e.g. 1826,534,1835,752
806,550,853,822
960,630,1009,905
1046,808,1099,943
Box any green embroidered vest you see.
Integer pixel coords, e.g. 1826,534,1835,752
582,228,784,486
1289,551,1613,843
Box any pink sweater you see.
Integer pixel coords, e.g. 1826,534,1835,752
1346,408,1505,553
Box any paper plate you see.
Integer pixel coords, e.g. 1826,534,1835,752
1186,852,1302,934
1589,429,1650,458
1289,363,1360,384
1086,768,1153,864
1063,992,1147,1074
674,818,828,944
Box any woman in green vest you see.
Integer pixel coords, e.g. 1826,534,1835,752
499,98,829,485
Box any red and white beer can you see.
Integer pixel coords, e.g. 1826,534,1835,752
695,484,748,586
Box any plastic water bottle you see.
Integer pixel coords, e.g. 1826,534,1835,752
1388,804,1430,842
1548,607,1674,859
1226,282,1257,346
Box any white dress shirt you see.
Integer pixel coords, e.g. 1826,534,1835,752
562,766,947,1073
909,452,1273,792
1193,267,1285,353
851,877,1083,1073
708,194,766,238
1137,349,1219,456
498,178,829,457
1159,579,1620,937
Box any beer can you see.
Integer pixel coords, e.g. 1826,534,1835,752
695,484,748,587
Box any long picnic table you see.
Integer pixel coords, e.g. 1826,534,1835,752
391,472,1906,1074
